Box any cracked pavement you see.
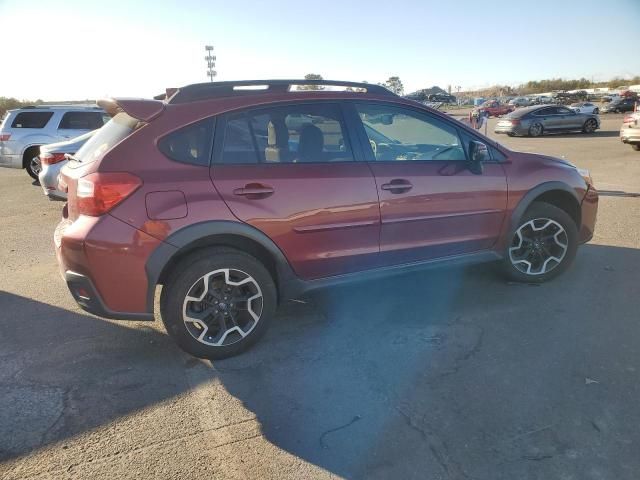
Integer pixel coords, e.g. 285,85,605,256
1,113,640,479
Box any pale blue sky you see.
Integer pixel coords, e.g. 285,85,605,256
0,0,638,100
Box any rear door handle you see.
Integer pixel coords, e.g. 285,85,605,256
233,183,274,197
380,179,413,194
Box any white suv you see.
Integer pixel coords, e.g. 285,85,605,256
0,105,108,179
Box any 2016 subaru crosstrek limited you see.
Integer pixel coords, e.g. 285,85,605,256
55,80,598,359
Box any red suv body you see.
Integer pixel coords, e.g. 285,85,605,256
55,80,598,358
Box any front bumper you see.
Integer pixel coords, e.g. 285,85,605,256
579,186,598,244
0,153,22,169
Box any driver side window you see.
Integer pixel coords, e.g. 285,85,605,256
355,104,466,161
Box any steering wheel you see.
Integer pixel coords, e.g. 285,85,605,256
369,139,377,157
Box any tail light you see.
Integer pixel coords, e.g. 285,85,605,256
0,134,10,142
511,119,521,125
40,152,67,166
76,172,142,216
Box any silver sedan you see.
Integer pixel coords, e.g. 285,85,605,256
495,105,600,137
38,130,96,200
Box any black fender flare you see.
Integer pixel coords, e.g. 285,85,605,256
145,221,298,312
509,181,581,235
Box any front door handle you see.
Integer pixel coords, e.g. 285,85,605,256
233,183,274,198
380,179,413,194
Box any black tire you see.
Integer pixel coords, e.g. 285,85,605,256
160,247,277,359
23,146,41,180
582,118,597,134
528,122,544,137
503,202,578,283
632,144,640,151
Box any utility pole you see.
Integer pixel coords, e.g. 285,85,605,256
205,45,217,82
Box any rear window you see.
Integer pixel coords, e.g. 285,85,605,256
158,118,215,166
72,112,140,165
11,111,54,128
58,111,106,130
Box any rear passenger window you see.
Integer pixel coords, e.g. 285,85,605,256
218,103,353,164
158,118,215,166
58,111,106,130
11,112,54,128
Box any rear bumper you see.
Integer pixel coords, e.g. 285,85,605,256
55,213,161,320
620,127,640,144
0,154,22,169
64,271,154,320
494,124,527,135
39,163,67,199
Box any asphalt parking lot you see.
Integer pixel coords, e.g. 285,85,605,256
1,113,639,480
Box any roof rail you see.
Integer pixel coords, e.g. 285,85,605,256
168,79,395,104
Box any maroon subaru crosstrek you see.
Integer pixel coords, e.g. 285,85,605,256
55,80,598,359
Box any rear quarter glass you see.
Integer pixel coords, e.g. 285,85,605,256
69,112,140,167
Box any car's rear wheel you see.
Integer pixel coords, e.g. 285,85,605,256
503,202,578,283
528,122,544,137
23,146,41,180
582,118,597,134
160,248,277,359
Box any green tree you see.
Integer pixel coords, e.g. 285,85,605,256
298,73,324,90
384,76,404,95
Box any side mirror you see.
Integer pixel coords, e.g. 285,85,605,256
468,140,489,174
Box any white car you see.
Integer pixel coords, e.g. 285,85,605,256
570,102,599,115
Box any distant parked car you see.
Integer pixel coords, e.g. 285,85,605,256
601,94,620,103
601,98,636,113
0,105,108,179
38,130,97,200
509,97,531,107
620,112,640,151
570,102,599,114
427,93,457,104
473,100,515,117
494,105,600,137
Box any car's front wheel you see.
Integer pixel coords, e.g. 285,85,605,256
528,122,544,137
160,248,277,359
582,118,598,134
503,202,578,283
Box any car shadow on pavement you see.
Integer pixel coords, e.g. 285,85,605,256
2,244,640,478
0,292,189,463
537,130,621,139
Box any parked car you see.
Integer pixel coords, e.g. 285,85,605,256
55,79,598,359
473,100,515,117
427,93,457,104
508,97,531,107
601,98,637,113
0,105,108,179
494,105,600,137
620,112,640,151
38,130,97,200
601,94,620,103
569,102,599,114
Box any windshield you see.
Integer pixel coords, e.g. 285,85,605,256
72,112,141,164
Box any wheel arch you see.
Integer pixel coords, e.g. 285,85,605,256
510,182,581,234
145,221,298,312
22,144,42,169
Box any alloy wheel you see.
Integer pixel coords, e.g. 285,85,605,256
29,156,42,176
529,123,543,137
509,218,568,275
584,119,597,133
182,268,263,346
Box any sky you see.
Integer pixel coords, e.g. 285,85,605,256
0,0,639,101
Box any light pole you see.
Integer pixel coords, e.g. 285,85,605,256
205,45,217,82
